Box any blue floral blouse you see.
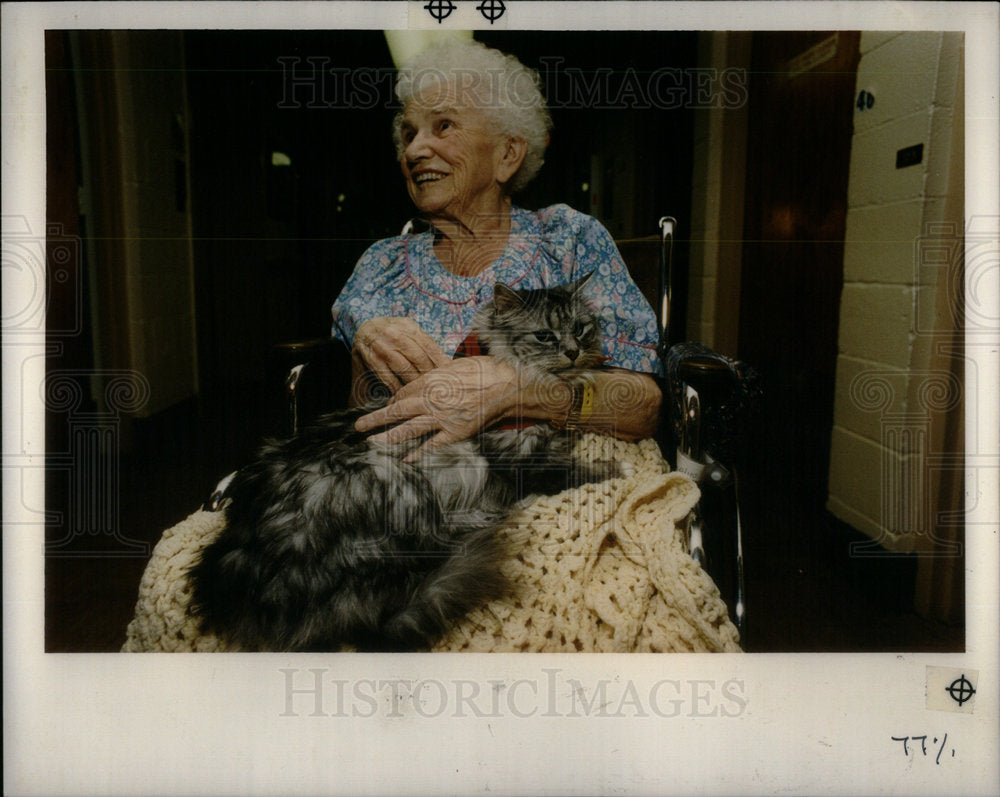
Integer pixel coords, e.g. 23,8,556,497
331,204,661,375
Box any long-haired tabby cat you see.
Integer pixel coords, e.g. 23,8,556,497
188,273,616,651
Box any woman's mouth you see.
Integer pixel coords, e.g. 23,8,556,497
413,171,448,185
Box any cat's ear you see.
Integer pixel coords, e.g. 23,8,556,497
492,282,524,313
567,271,595,296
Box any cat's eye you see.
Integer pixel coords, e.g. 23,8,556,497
572,321,592,338
533,330,557,343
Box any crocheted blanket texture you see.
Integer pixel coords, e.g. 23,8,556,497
122,435,741,653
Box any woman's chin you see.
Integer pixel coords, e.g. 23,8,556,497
409,193,452,217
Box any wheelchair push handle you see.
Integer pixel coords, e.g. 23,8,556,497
657,216,677,359
678,354,734,402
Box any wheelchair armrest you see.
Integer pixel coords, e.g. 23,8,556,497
272,337,340,365
270,337,352,434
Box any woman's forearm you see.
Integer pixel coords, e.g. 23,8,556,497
354,354,662,453
515,368,662,441
581,369,662,440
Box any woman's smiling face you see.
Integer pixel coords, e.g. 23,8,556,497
398,85,509,223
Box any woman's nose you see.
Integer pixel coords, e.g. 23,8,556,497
403,129,432,161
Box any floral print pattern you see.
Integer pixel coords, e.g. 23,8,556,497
331,204,661,374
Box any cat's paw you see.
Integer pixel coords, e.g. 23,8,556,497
617,460,637,480
203,470,237,512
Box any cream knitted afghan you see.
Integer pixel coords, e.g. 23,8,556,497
122,435,741,653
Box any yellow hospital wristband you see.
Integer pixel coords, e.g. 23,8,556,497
553,379,595,430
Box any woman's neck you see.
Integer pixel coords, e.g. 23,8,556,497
429,196,513,277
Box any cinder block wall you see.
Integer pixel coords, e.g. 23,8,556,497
826,32,964,551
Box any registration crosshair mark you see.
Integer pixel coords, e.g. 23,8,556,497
945,674,975,707
477,0,506,23
424,0,456,23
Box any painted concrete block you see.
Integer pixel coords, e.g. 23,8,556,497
859,31,904,55
842,200,924,283
831,355,909,444
911,198,959,284
848,111,934,207
925,106,957,198
837,283,915,367
903,364,964,441
828,425,926,552
828,425,885,533
934,32,963,108
911,279,955,341
853,32,942,136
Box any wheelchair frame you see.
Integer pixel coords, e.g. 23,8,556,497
255,214,751,648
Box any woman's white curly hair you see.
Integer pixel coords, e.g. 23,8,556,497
393,39,553,194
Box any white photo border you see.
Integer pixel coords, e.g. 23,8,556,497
3,2,998,795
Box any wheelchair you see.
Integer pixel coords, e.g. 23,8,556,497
229,215,758,649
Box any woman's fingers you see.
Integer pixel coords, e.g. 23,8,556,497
356,357,520,455
369,339,423,386
408,329,452,371
355,396,423,434
354,317,449,389
362,407,470,459
363,412,438,446
359,348,405,393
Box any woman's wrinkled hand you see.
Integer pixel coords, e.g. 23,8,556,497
352,317,451,394
355,356,521,460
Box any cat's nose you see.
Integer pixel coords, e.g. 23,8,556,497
565,348,579,362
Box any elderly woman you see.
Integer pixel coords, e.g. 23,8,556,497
122,39,743,655
331,39,662,455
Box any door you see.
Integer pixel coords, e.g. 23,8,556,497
736,33,863,649
738,32,860,516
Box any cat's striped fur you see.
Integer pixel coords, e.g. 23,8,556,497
187,274,614,651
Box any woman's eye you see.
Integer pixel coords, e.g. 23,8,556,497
436,119,453,133
533,330,557,343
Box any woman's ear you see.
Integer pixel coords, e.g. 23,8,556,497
495,137,528,185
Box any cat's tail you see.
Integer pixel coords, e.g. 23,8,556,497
379,522,510,650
